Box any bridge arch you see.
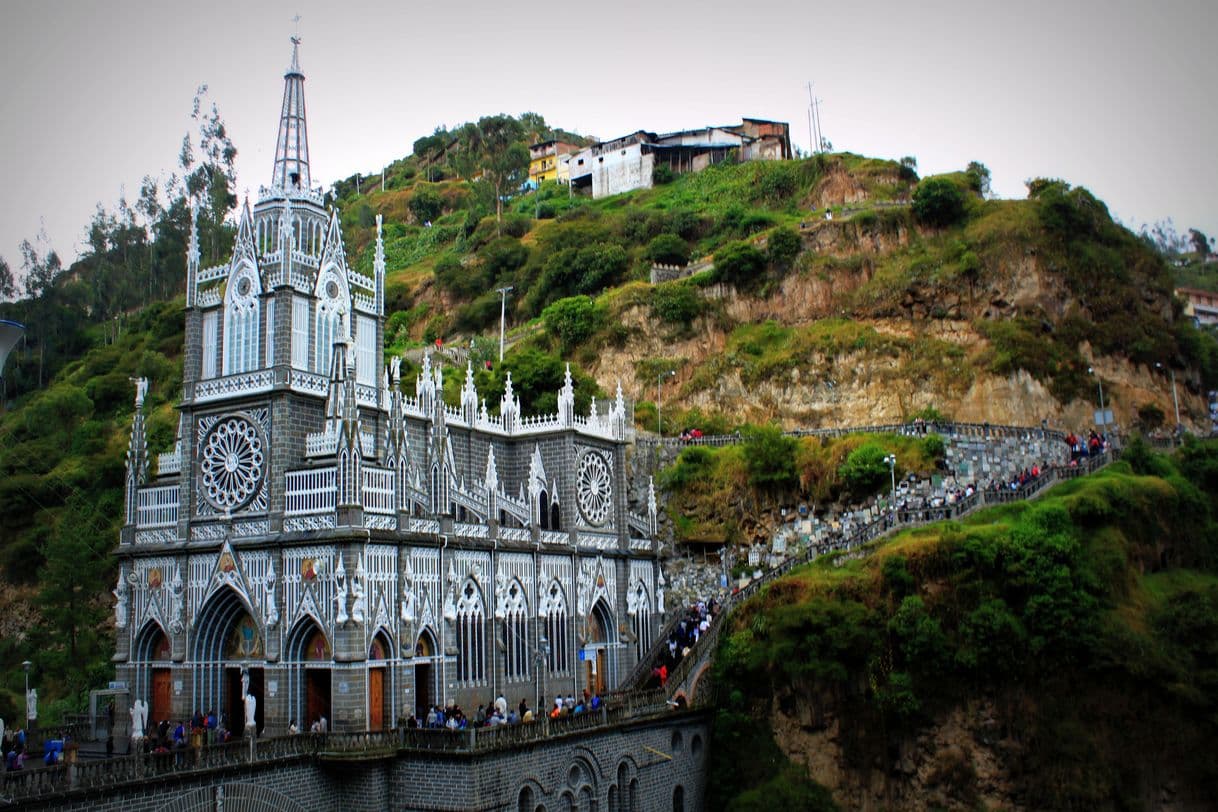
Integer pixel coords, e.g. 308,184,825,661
163,782,309,812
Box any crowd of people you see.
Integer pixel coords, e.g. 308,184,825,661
649,599,718,689
1065,429,1109,462
402,690,605,731
2,726,29,770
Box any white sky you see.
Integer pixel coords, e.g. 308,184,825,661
1,0,1215,269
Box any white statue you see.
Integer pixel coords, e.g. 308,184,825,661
130,702,143,741
113,573,129,630
241,668,249,699
244,692,257,732
334,555,349,625
351,556,367,624
132,377,149,408
264,563,279,628
657,570,666,614
25,689,36,722
442,563,458,622
168,566,185,634
494,570,508,619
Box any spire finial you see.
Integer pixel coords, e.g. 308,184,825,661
273,28,311,190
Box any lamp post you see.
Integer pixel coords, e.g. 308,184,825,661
496,286,514,362
883,454,897,524
1087,367,1107,430
1156,363,1181,432
22,660,31,731
656,370,675,436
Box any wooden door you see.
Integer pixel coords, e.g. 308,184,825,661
595,649,607,694
368,667,385,730
306,668,331,731
414,663,431,719
150,669,172,732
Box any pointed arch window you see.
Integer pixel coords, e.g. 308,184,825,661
314,269,347,375
545,581,570,675
630,582,653,660
223,268,260,375
501,580,529,682
456,580,486,684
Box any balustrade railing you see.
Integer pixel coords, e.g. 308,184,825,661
362,467,396,515
136,485,179,529
636,420,1071,450
0,689,681,803
284,468,336,516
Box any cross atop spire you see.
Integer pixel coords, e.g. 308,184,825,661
272,35,311,191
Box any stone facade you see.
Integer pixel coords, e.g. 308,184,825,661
112,40,661,739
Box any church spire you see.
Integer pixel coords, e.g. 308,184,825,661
271,36,311,191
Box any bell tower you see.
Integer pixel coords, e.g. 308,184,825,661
272,36,311,192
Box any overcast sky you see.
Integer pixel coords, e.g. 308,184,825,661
1,0,1215,271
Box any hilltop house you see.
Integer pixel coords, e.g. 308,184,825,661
528,140,581,185
568,118,792,198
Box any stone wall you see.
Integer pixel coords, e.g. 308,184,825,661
14,713,710,812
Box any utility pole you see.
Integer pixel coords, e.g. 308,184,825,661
813,96,825,152
806,82,816,155
496,286,514,362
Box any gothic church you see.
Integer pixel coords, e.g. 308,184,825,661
112,39,662,735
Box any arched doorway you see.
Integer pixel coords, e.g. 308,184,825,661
584,599,615,696
368,631,392,731
134,621,172,733
286,617,331,732
414,629,438,719
191,587,264,737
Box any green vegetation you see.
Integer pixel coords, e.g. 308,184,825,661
912,176,968,227
661,430,944,543
709,442,1218,809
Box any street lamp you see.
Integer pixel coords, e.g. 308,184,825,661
882,454,897,523
1087,367,1107,430
22,660,31,731
656,370,675,436
496,286,514,363
1155,363,1181,432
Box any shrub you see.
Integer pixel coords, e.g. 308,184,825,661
912,177,966,228
651,283,704,327
542,296,603,355
652,163,676,185
712,242,767,288
408,187,443,224
480,237,529,279
643,234,690,267
766,227,802,271
741,424,798,491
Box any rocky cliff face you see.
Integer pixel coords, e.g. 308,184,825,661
590,215,1200,434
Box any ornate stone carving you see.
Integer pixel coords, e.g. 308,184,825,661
334,555,349,625
113,572,128,630
264,561,279,628
168,565,185,635
351,555,367,624
199,415,265,511
576,450,612,527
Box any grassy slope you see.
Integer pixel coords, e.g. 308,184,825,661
708,440,1218,810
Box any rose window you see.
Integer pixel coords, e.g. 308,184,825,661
576,452,612,526
199,416,265,510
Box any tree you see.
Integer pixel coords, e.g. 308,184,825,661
741,424,798,491
1189,228,1212,256
465,115,529,233
0,256,14,300
912,177,966,228
966,161,991,198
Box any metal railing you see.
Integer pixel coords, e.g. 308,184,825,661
636,420,1069,449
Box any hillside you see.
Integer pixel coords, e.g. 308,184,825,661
708,439,1218,810
329,151,1216,436
1,116,1217,730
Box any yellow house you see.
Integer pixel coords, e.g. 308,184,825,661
529,140,580,184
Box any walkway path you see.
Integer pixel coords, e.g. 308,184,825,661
630,446,1119,704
